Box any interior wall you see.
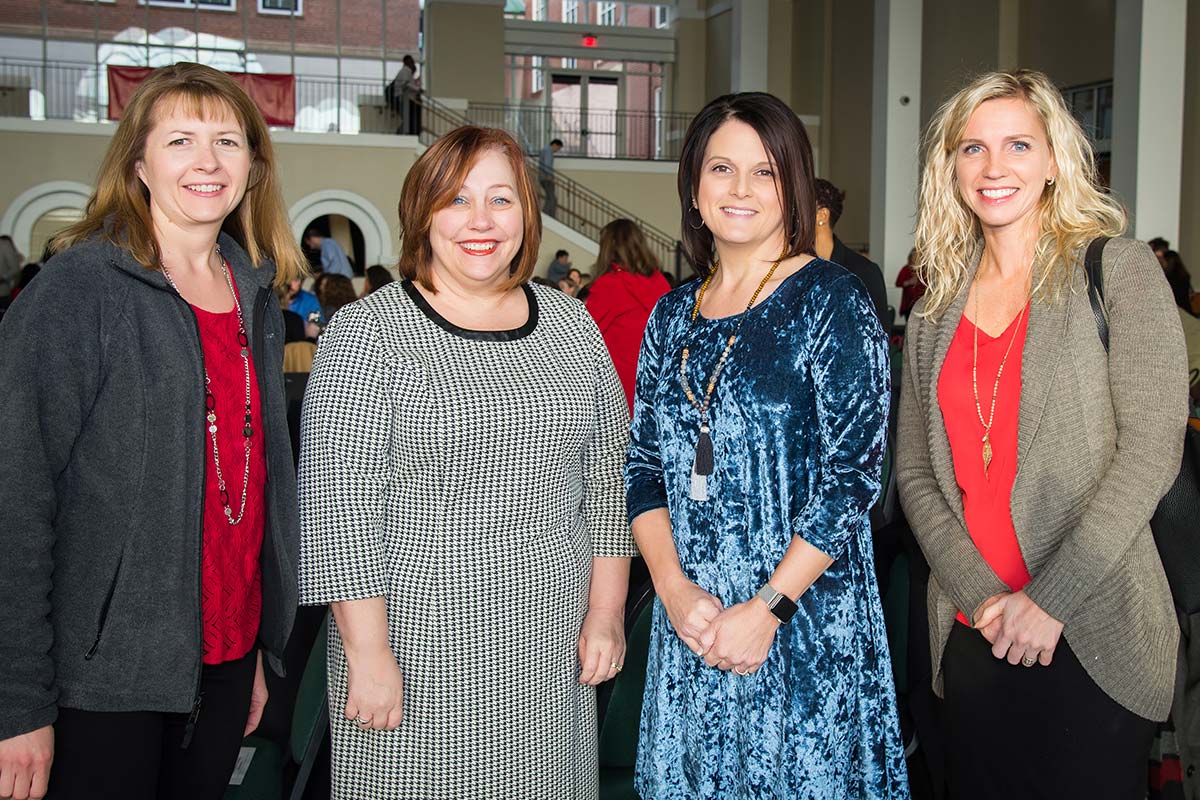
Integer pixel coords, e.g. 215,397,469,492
554,161,681,239
920,0,999,130
425,1,506,104
827,0,874,249
705,8,733,100
790,0,827,118
767,0,796,107
1018,0,1115,87
673,17,709,114
1180,0,1200,273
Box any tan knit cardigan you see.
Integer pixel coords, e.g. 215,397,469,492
896,237,1188,721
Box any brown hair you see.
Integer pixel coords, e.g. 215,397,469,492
53,62,306,287
677,92,816,274
594,218,661,278
397,126,540,292
317,274,358,317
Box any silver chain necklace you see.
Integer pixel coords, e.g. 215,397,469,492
161,245,254,526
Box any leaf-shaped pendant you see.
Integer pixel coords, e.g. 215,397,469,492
981,434,993,478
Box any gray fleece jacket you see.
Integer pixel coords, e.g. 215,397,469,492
0,233,300,741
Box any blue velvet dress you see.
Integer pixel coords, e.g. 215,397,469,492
625,260,909,800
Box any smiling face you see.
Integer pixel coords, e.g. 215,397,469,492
955,97,1057,237
694,118,786,256
428,148,524,292
135,98,252,236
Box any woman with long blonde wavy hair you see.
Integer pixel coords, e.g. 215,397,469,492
896,69,1188,799
0,62,304,799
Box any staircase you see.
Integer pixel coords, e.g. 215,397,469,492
420,96,684,280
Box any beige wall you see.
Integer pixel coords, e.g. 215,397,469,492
555,160,681,240
1181,0,1200,274
827,0,874,249
767,0,796,108
673,17,710,115
425,1,506,104
706,9,733,100
791,0,828,119
920,0,999,130
1019,0,1114,87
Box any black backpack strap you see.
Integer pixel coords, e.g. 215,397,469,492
1085,236,1111,353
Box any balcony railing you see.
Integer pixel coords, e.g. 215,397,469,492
0,57,408,135
461,102,693,161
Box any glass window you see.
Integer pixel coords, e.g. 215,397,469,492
531,55,544,93
531,0,547,21
563,0,579,23
654,5,669,28
597,1,617,25
141,0,235,8
259,0,300,13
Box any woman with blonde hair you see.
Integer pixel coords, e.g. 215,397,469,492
896,68,1188,798
0,62,305,800
298,125,633,799
584,218,671,413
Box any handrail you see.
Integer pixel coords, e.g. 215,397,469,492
422,95,683,279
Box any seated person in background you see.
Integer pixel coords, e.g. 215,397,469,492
303,228,354,278
362,264,395,296
284,276,324,323
317,274,358,321
813,178,890,333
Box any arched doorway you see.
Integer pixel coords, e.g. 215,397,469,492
300,214,366,276
0,181,93,260
289,190,393,270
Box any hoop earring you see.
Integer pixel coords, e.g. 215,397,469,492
1046,176,1056,186
687,206,706,230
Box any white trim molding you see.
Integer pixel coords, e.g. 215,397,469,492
1,180,93,260
288,190,395,267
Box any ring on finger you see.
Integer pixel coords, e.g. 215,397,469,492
610,661,622,672
1021,654,1038,667
352,714,371,726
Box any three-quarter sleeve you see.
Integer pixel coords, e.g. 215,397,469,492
791,274,891,560
625,302,669,524
581,310,638,558
298,302,393,604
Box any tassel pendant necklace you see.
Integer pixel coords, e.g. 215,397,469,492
679,252,784,501
971,281,1027,479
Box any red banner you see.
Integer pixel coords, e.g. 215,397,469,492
107,65,296,128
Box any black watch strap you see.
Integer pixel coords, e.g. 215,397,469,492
756,583,798,624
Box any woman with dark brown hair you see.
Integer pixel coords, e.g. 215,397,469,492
297,125,634,799
585,218,671,414
0,62,304,800
625,92,906,799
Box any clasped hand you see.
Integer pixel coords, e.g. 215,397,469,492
660,576,779,675
973,590,1063,667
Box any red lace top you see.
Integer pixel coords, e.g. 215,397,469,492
938,304,1032,625
192,270,266,664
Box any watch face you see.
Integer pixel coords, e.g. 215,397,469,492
771,594,799,624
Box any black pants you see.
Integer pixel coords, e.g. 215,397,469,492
943,622,1154,800
47,648,257,800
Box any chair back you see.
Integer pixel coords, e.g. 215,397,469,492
598,581,655,768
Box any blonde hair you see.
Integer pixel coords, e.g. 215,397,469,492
914,69,1125,318
54,62,306,287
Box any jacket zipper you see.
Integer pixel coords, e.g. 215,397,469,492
83,554,123,660
182,291,207,749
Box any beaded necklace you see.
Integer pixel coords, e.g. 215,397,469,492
679,252,784,501
161,245,255,525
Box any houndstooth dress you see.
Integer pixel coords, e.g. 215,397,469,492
298,279,635,800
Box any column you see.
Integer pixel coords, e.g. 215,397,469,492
1111,0,1188,243
869,0,922,310
731,0,770,93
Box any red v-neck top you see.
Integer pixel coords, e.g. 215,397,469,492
192,269,266,664
938,303,1032,625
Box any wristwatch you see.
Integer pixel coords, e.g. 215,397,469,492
756,583,799,624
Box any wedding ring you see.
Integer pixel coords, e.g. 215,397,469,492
611,662,622,672
1021,655,1037,667
734,667,750,676
352,714,370,725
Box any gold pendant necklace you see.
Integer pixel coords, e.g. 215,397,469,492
971,282,1027,479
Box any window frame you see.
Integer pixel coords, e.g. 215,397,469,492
258,0,302,15
139,0,237,11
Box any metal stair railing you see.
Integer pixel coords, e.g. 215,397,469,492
421,96,685,280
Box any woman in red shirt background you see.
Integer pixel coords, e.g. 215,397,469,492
585,218,672,415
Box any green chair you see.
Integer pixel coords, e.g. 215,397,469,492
226,615,329,800
597,581,655,800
